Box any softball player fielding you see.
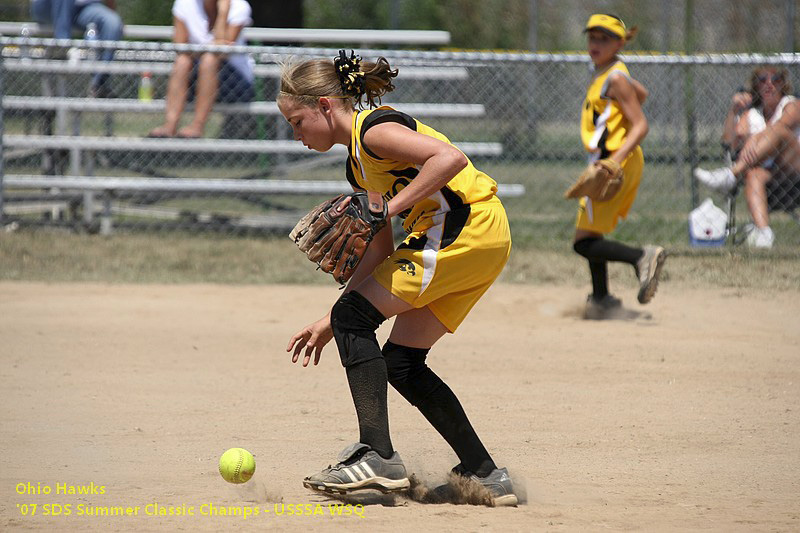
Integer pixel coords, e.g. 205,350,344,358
280,50,517,506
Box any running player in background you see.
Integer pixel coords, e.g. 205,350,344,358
280,51,517,506
574,14,666,319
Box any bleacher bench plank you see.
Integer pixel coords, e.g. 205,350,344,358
2,58,469,80
3,135,504,157
4,175,526,197
3,96,486,118
0,22,450,46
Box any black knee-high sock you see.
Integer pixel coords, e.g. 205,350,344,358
588,259,609,299
345,358,394,459
575,237,644,299
574,236,643,265
331,291,394,460
384,342,496,477
416,380,497,477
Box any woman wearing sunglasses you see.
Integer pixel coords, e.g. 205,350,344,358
694,67,800,248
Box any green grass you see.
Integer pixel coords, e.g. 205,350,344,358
4,152,799,287
1,229,798,290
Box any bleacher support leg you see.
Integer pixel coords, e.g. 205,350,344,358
83,191,95,226
100,191,112,235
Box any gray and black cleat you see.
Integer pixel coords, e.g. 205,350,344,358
303,443,410,495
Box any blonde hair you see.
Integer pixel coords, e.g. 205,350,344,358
279,53,398,110
624,26,638,42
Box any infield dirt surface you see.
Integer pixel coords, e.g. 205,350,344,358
1,282,798,531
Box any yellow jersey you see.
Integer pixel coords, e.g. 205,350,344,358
580,60,633,157
346,106,498,233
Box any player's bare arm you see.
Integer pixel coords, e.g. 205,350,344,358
286,221,392,367
286,190,394,366
722,92,753,150
629,76,648,104
775,98,800,136
211,0,232,43
363,122,468,218
607,74,649,165
342,217,395,293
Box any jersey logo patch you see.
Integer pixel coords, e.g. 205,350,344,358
395,259,417,276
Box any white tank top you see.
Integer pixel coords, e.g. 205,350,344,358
745,95,798,140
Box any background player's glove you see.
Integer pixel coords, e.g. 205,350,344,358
564,158,624,202
289,191,387,285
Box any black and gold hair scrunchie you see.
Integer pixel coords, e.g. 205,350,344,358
334,49,366,97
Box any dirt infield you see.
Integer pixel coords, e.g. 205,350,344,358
1,282,798,531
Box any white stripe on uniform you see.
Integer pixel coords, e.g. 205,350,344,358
588,104,612,152
419,190,450,296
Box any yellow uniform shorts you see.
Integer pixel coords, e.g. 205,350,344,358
575,147,644,234
372,197,511,333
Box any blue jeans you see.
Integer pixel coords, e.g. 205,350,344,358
31,0,123,90
187,60,255,104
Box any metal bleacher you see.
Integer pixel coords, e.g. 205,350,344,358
0,21,452,46
0,28,522,234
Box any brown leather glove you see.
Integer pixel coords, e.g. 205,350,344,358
564,158,624,202
289,191,387,284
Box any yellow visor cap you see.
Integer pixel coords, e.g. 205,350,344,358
584,14,626,39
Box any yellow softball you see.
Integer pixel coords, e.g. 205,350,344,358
218,448,256,484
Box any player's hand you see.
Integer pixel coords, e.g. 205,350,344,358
286,315,334,367
740,134,760,167
731,92,752,112
211,38,233,58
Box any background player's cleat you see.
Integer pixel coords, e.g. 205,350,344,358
636,245,667,304
693,166,737,192
432,464,519,506
745,225,774,249
584,293,622,320
302,443,410,495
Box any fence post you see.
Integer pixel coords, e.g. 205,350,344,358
684,0,699,209
0,43,5,226
527,0,538,52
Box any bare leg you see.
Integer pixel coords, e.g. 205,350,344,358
149,53,193,137
385,301,498,479
178,52,220,138
351,275,415,323
733,125,798,175
775,138,800,175
388,306,449,348
743,167,772,229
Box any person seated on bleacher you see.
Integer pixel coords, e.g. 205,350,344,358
694,67,800,248
148,0,254,139
30,0,123,97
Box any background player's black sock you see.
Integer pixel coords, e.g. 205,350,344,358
384,342,496,477
345,358,394,460
574,236,643,266
588,259,609,299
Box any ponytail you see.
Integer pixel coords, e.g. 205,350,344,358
280,50,398,110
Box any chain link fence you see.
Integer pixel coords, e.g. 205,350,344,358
5,1,799,52
1,37,799,249
303,0,800,54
